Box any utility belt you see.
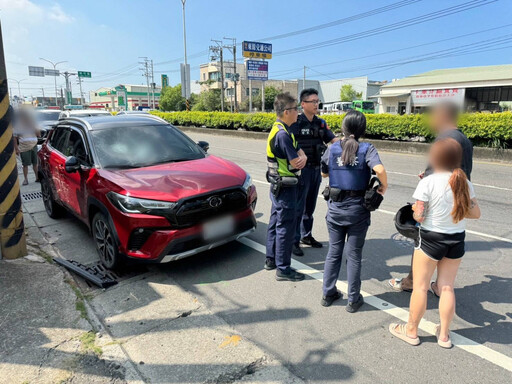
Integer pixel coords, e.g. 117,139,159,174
322,177,384,211
322,187,365,202
266,162,299,197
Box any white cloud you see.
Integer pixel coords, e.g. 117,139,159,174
0,0,74,24
48,4,75,24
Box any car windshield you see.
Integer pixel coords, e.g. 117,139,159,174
90,124,205,169
363,102,374,110
35,111,60,122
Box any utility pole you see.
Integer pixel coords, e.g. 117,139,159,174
61,71,76,105
0,20,27,259
210,40,225,112
224,37,238,112
77,77,84,105
151,59,155,109
139,57,151,109
261,82,265,112
41,88,45,106
40,57,66,108
180,0,190,111
303,65,307,93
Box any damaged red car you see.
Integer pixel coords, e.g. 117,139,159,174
38,115,257,269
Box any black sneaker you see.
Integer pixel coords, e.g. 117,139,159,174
264,258,276,271
346,295,364,313
321,290,342,307
301,236,323,248
292,243,304,256
276,267,305,282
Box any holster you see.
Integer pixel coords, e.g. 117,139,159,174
363,177,384,211
322,186,330,201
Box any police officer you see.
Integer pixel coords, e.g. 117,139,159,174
320,110,388,312
290,88,338,256
265,92,308,281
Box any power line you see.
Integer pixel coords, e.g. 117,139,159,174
274,0,498,56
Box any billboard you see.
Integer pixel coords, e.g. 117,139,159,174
411,88,465,106
242,41,272,59
161,74,169,88
44,69,60,77
247,60,268,81
28,66,45,77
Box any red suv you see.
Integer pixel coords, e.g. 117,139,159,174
38,115,257,269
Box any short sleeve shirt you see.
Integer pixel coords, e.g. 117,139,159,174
425,129,473,180
321,142,382,174
272,121,299,162
413,172,476,234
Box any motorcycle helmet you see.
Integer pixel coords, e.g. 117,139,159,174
394,204,419,240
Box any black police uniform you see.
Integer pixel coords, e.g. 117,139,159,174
290,113,335,244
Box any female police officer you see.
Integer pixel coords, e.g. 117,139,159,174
320,110,388,312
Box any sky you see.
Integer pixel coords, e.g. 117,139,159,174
1,0,512,101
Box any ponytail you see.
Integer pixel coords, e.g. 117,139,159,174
341,136,359,166
341,110,366,166
449,168,470,223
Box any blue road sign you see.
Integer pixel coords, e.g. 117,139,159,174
247,60,268,81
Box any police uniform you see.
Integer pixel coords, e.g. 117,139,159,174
266,120,301,273
290,114,335,243
320,141,382,304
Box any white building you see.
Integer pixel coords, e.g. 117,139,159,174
371,64,512,114
89,84,162,111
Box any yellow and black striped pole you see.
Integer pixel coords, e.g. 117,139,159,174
0,21,27,259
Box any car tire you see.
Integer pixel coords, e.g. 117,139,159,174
41,178,66,219
92,212,124,270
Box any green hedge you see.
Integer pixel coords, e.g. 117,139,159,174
151,111,512,141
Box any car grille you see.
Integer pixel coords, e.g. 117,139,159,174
172,188,247,228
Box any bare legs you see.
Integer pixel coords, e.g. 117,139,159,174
436,257,462,341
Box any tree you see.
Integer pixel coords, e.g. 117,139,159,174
339,84,363,102
159,84,186,111
264,86,280,111
192,89,222,111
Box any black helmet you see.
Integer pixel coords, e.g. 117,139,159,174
394,204,419,240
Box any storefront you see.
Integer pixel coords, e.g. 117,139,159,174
371,65,512,114
89,84,161,111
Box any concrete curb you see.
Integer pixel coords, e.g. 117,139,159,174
178,126,512,163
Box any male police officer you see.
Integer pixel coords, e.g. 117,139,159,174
265,92,308,281
290,88,338,256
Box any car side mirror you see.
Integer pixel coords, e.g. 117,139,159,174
197,141,209,153
65,156,81,173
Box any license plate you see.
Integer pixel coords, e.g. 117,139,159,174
203,216,235,240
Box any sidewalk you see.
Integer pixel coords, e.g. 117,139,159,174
0,166,303,383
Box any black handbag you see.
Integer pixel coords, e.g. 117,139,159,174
363,177,384,211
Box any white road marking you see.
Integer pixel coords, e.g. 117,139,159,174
237,237,512,373
252,178,512,245
387,171,512,192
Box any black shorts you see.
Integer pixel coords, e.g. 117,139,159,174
415,228,466,261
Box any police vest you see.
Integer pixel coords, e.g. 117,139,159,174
293,116,327,166
267,121,299,177
328,142,371,191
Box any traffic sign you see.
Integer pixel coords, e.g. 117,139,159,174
161,74,169,88
242,41,272,59
44,69,60,77
78,71,91,78
247,60,268,81
28,66,45,77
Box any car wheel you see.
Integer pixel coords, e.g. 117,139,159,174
41,178,65,218
92,212,123,270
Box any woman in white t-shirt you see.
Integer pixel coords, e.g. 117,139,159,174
389,138,480,348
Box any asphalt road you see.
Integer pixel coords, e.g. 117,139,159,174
28,131,512,383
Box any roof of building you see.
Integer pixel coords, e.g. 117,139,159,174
382,65,512,89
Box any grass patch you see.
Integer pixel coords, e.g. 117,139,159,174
79,331,103,356
65,279,89,321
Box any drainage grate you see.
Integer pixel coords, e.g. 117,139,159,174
391,232,415,249
21,191,43,202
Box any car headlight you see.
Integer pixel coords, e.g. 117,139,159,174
242,174,252,193
107,192,176,214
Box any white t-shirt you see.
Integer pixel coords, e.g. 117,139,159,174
413,172,476,234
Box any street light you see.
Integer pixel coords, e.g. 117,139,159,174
8,78,26,101
39,57,67,107
180,0,189,110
